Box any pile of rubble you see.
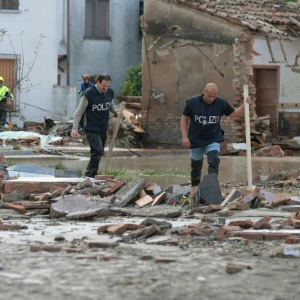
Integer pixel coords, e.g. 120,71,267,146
2,172,300,262
0,109,144,150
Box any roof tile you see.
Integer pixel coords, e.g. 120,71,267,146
174,0,300,39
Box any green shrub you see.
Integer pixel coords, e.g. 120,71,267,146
119,64,142,96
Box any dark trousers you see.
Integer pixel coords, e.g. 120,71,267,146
191,150,220,186
85,131,107,177
0,102,7,126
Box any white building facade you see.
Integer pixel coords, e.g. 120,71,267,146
0,0,142,125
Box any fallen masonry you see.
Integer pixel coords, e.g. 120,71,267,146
1,170,300,263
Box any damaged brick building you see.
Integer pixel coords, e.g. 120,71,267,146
141,0,300,147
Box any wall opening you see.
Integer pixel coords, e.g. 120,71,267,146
253,67,279,134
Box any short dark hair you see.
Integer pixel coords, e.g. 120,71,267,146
98,74,111,83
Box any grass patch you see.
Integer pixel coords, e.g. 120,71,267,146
101,168,189,180
43,162,67,170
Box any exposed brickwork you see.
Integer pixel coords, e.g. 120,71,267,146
221,118,244,144
2,181,70,196
142,114,182,147
232,34,256,141
142,110,246,147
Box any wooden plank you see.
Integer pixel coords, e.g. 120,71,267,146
102,102,126,174
243,85,253,190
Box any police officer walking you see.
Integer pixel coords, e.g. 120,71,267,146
71,74,118,178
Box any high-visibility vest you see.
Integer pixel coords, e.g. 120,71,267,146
0,85,14,102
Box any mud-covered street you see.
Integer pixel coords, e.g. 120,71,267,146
1,210,300,300
1,151,300,300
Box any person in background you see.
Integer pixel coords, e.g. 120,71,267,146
0,76,14,126
92,74,98,84
180,83,251,202
71,74,118,178
78,74,93,95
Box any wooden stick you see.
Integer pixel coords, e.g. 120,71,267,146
102,102,125,174
243,85,253,189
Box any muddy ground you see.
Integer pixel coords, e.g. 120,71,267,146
1,212,300,300
1,151,300,299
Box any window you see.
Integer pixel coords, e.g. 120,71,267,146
85,0,109,39
0,0,19,10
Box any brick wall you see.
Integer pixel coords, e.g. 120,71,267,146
142,114,182,147
221,118,245,143
141,114,246,147
278,111,300,137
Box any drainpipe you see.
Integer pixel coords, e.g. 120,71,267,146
67,0,70,86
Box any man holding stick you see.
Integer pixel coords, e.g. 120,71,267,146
180,83,251,200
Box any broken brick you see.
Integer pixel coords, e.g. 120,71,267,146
107,224,128,235
130,225,160,238
140,255,153,261
50,187,64,198
180,228,196,236
152,192,166,206
135,195,153,207
64,247,84,254
30,245,61,252
226,263,252,274
228,232,264,240
102,256,118,262
4,203,26,214
94,175,115,180
228,220,254,229
264,233,290,241
204,205,223,213
154,257,177,263
228,201,249,210
86,242,119,249
201,216,214,223
139,189,147,199
272,196,290,207
103,179,125,196
215,225,241,240
290,211,300,228
96,224,110,234
125,223,145,230
285,235,300,244
261,223,272,230
253,216,271,229
0,224,22,231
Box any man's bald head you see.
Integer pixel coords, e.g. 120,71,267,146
203,83,218,104
204,83,218,93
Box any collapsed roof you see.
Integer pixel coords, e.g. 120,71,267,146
173,0,300,40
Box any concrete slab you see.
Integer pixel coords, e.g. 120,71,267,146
227,209,292,219
50,195,114,218
110,205,181,218
200,173,223,205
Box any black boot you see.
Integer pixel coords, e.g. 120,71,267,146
207,150,220,175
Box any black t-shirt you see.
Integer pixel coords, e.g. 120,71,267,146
183,94,234,148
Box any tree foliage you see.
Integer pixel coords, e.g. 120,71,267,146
119,64,142,96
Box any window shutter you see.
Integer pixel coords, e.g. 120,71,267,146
1,0,19,10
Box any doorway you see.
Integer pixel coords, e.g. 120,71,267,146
253,67,279,134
